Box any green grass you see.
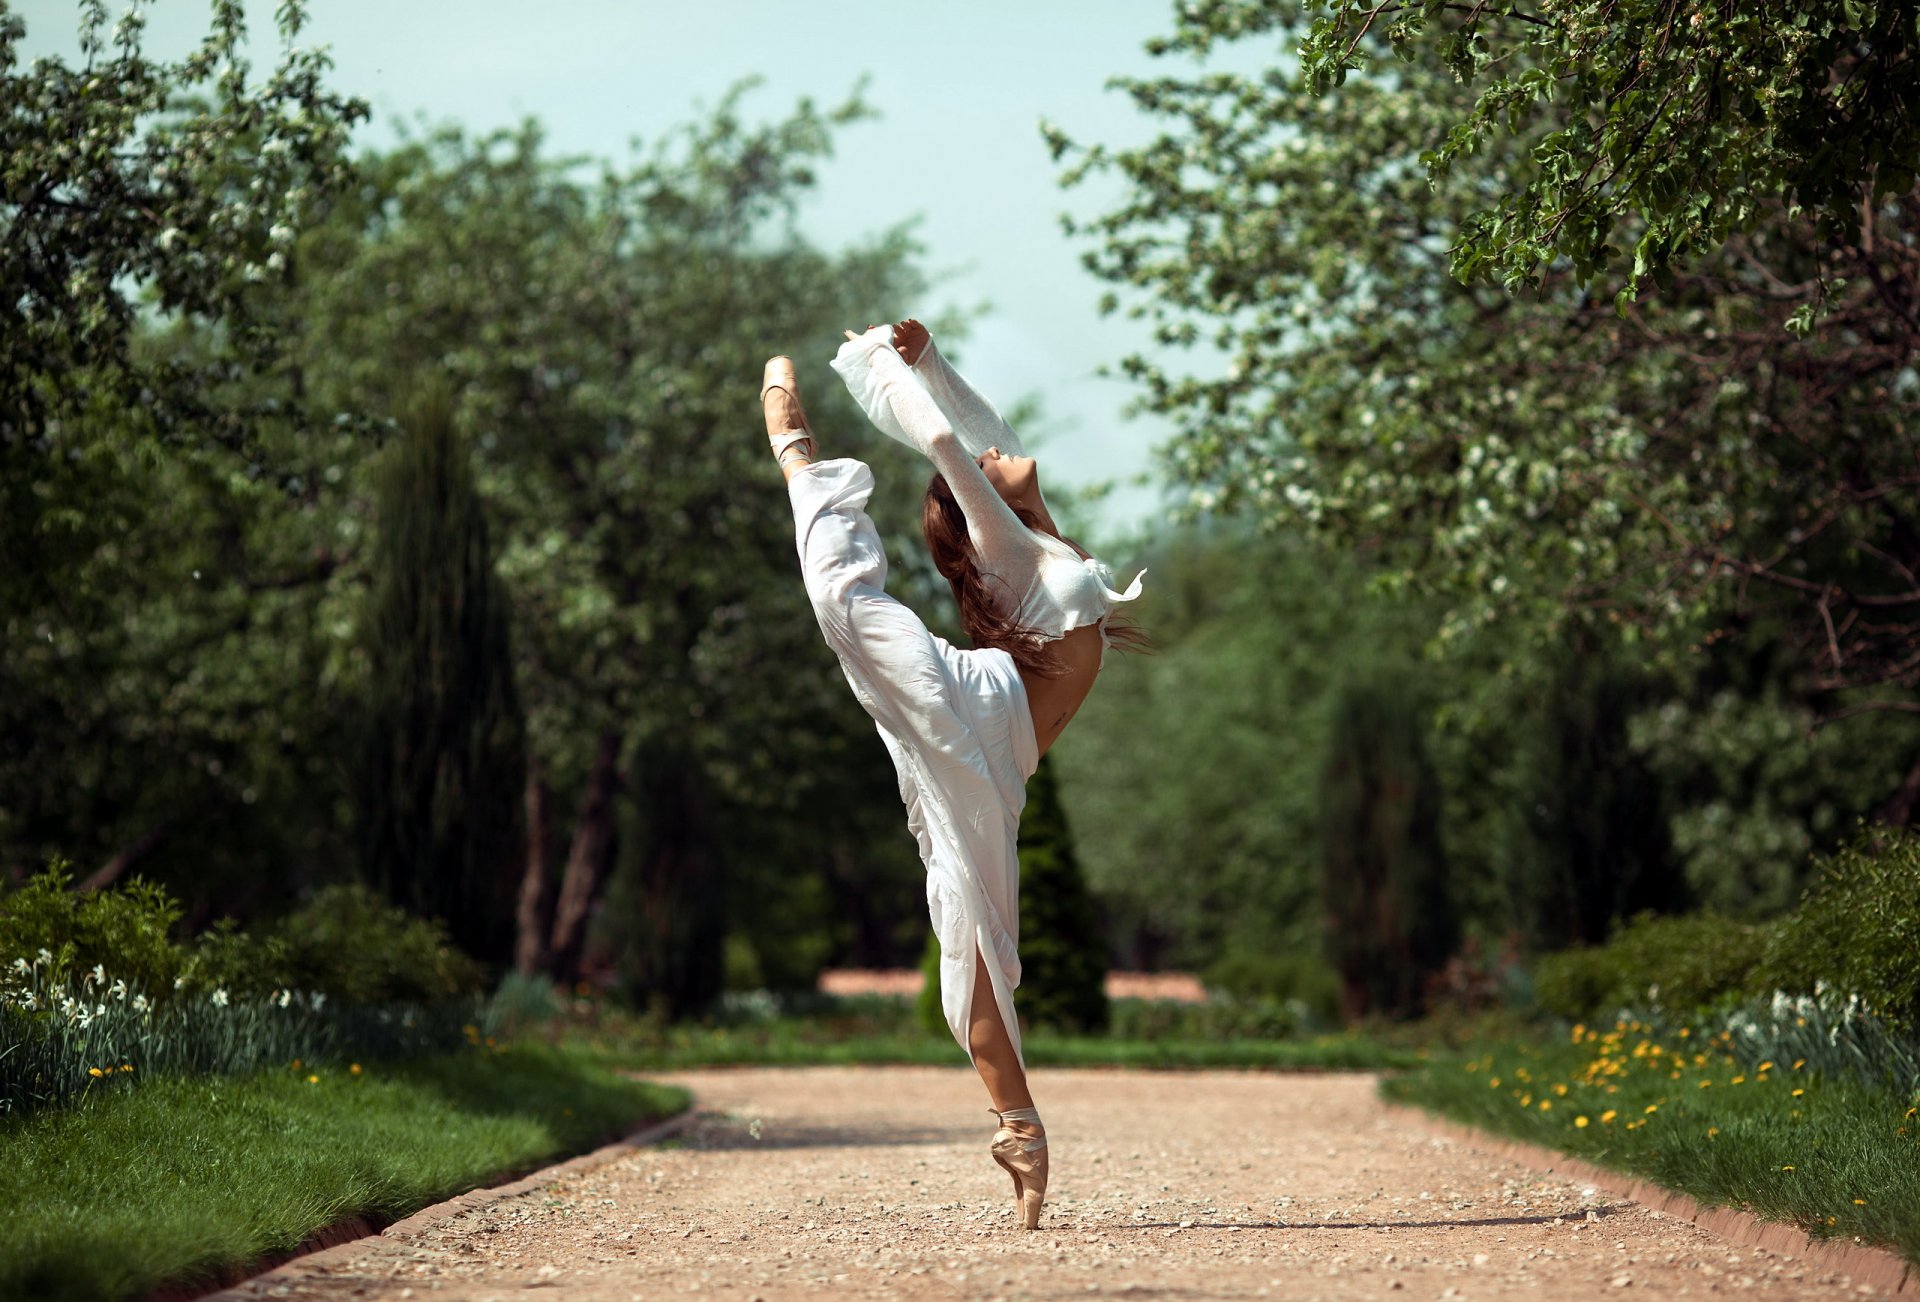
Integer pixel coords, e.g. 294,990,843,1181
564,1018,1423,1072
1385,1020,1920,1265
0,1044,688,1302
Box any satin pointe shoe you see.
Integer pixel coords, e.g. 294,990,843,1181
989,1107,1048,1230
761,356,814,468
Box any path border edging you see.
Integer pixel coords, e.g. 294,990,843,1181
1385,1102,1916,1296
182,1107,698,1302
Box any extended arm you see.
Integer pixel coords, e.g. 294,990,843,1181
831,327,1040,568
912,337,1024,460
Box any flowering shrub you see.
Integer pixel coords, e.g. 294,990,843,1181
0,951,487,1115
1756,825,1920,1034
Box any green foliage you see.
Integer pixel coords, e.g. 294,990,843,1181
1014,757,1109,1034
1054,3,1920,703
0,864,184,995
915,931,945,1037
266,884,485,1005
356,385,526,967
1758,825,1920,1032
1319,673,1457,1019
1201,950,1342,1026
1510,652,1686,947
1294,0,1920,304
1532,912,1773,1022
1054,526,1448,976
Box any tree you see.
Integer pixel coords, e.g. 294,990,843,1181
1,2,373,904
1051,5,1920,759
1318,672,1456,1019
355,387,526,968
1013,755,1109,1034
1294,0,1920,309
290,93,935,1005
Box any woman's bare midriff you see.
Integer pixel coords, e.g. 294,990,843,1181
1020,623,1106,759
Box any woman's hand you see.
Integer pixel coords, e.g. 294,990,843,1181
892,318,930,366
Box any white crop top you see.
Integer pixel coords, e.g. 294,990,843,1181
831,327,1144,645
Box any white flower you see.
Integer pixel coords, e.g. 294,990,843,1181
131,993,149,1013
10,957,26,974
310,992,327,1012
17,992,35,1011
109,979,127,1001
174,976,186,990
85,963,105,988
36,948,51,964
211,988,230,1008
156,226,183,253
268,222,294,245
275,989,292,1009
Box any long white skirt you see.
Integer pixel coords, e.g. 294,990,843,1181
789,457,1039,1066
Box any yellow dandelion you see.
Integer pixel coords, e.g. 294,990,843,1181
1826,1216,1836,1226
1699,1080,1712,1089
1853,1199,1867,1206
1573,1023,1586,1042
119,1064,132,1073
1730,1075,1745,1085
1645,1104,1660,1114
1553,1083,1568,1096
1575,1116,1590,1128
1601,1110,1617,1124
350,1063,362,1076
1678,1027,1691,1038
1539,1100,1553,1111
1489,1077,1502,1089
307,1074,319,1084
1792,1088,1805,1098
1906,1107,1917,1120
87,1067,104,1078
1758,1061,1775,1072
1781,1164,1795,1172
1792,1058,1805,1070
1707,1127,1720,1138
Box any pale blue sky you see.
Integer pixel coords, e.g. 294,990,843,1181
19,1,1271,530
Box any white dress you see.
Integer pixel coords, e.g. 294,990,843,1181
788,329,1141,1066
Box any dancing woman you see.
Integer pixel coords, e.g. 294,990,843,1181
759,319,1143,1230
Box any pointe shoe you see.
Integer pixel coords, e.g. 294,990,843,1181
760,356,814,468
989,1109,1048,1230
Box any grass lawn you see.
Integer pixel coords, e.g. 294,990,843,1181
564,1017,1424,1072
1385,1019,1920,1265
0,1044,687,1302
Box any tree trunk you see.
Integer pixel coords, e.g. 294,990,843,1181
1876,749,1920,826
548,731,622,985
78,821,170,893
514,764,554,975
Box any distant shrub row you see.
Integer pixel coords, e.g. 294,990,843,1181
1534,824,1920,1032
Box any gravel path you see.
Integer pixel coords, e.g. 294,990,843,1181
217,1067,1890,1300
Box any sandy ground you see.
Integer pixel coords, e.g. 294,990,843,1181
215,1067,1892,1300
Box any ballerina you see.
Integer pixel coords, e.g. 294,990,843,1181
760,319,1143,1230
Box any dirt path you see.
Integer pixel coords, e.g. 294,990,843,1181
217,1067,1888,1300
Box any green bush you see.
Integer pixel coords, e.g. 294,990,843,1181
1108,997,1301,1041
266,885,485,1005
914,931,945,1037
0,864,186,995
1202,949,1342,1025
1757,824,1920,1033
1533,911,1772,1021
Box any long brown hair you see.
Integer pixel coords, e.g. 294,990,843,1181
922,473,1147,678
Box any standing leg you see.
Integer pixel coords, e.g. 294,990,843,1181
967,944,1034,1112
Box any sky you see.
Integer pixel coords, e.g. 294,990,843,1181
18,0,1273,533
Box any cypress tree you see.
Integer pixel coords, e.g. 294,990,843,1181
1013,755,1110,1033
356,386,526,968
1319,672,1456,1020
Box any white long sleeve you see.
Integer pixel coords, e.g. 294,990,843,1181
912,339,1024,459
831,329,1043,578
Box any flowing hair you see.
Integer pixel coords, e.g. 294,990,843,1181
922,472,1148,678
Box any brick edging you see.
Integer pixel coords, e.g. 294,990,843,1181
1384,1103,1917,1297
179,1108,698,1302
